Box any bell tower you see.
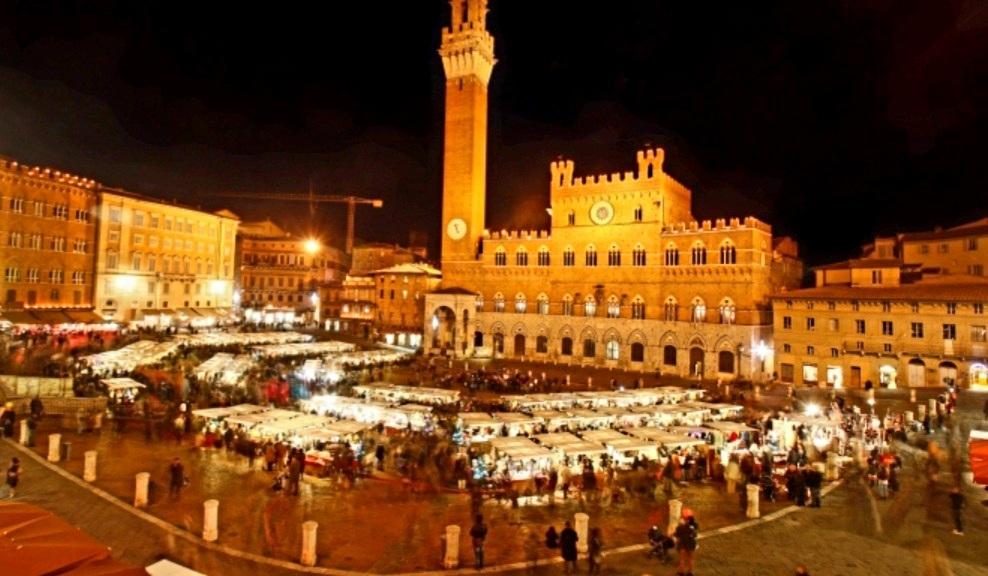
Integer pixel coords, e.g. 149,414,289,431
439,0,495,265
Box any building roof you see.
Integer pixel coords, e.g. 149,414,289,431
99,187,240,221
899,216,988,242
772,275,988,302
368,263,441,277
430,287,477,295
813,258,905,271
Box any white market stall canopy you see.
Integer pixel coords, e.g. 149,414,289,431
82,340,180,373
626,428,707,450
191,404,269,420
146,559,207,576
252,341,356,358
680,401,744,421
176,331,313,347
579,429,630,444
532,432,584,447
225,408,301,428
502,387,698,412
353,382,460,405
194,353,255,386
328,350,412,367
100,377,147,392
253,414,335,437
703,421,760,435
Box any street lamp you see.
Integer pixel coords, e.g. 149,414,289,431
304,238,320,254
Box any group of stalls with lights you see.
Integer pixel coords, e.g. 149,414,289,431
299,394,438,432
190,404,375,473
295,350,413,385
499,386,707,412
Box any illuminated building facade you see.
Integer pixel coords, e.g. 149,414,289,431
93,189,238,325
773,219,988,390
424,0,803,380
0,157,98,313
237,219,347,324
374,263,441,348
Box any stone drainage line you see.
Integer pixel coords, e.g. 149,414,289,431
5,439,844,576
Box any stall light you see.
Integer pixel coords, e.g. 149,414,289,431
754,340,770,360
209,280,227,295
113,275,138,291
304,238,320,254
431,314,439,331
804,403,821,418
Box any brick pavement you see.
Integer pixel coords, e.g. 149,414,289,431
7,432,988,575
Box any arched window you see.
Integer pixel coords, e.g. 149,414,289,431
631,342,645,362
537,246,550,266
691,242,707,265
607,244,621,266
536,335,549,354
515,293,527,313
719,242,737,265
562,294,574,316
719,298,736,324
664,244,680,266
634,205,643,222
563,246,575,267
583,337,596,358
561,337,574,356
664,296,679,321
606,339,620,360
585,244,598,267
718,350,735,373
567,210,575,226
494,246,506,266
691,297,707,323
607,295,620,318
663,345,677,366
632,244,647,266
584,295,597,317
537,293,550,315
515,246,528,266
493,292,505,313
631,296,646,319
475,294,484,312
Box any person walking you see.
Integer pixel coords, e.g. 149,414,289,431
949,486,965,535
559,520,579,574
587,527,603,575
674,513,698,576
5,457,21,499
469,514,488,569
168,457,185,498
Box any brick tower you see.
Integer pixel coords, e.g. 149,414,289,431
439,0,495,266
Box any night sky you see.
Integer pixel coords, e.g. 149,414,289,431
1,1,986,269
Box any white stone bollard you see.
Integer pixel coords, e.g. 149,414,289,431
909,389,916,403
574,512,589,554
928,398,937,417
443,524,460,568
47,433,62,463
904,410,913,424
825,452,839,481
746,483,760,518
667,499,683,535
134,472,150,508
19,419,30,446
84,451,98,482
202,499,219,542
917,404,926,422
300,521,318,567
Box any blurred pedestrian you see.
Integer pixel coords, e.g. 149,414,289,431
560,520,579,574
168,457,184,498
4,457,21,499
674,513,699,576
587,527,603,575
469,514,488,569
949,486,965,535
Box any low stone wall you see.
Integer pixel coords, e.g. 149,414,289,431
7,396,107,417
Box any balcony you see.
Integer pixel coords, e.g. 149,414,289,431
843,340,986,360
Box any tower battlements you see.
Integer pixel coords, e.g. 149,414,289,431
0,157,99,189
549,147,686,191
661,216,772,235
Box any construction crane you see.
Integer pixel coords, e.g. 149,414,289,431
212,191,383,254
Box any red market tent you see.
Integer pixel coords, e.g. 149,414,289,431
971,430,988,485
0,501,146,575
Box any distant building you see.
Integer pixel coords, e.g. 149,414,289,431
862,217,988,277
236,219,347,325
771,257,988,390
0,157,99,316
350,242,426,276
331,274,377,338
94,189,238,326
424,1,802,380
371,263,441,348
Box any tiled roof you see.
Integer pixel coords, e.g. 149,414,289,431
369,263,441,276
772,275,988,302
813,258,905,271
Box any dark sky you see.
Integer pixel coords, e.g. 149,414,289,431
1,1,986,268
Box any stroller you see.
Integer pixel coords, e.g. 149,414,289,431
647,526,674,563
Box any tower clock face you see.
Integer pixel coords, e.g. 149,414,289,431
446,218,467,240
589,201,614,225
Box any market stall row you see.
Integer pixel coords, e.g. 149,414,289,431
251,340,356,358
500,386,706,412
353,381,460,406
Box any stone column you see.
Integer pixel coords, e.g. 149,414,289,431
746,483,760,518
47,433,62,463
443,524,460,569
574,512,589,554
19,419,30,446
134,472,150,508
667,499,683,535
203,500,219,542
84,451,98,482
300,521,318,567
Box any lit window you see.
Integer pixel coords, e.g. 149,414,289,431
719,243,736,264
607,295,620,318
584,296,597,317
632,244,646,266
515,293,527,313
